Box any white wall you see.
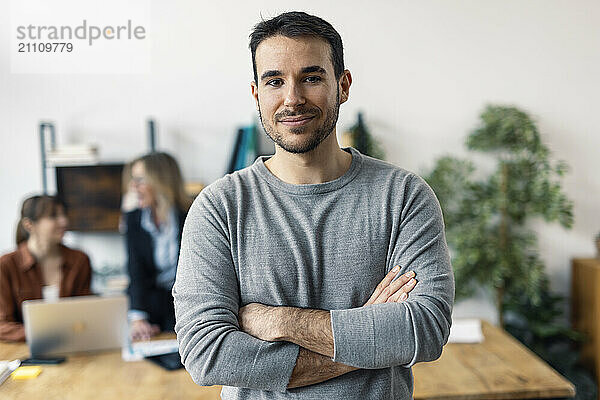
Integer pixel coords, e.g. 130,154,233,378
1,0,599,322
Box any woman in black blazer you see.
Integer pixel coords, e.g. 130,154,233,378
123,152,191,340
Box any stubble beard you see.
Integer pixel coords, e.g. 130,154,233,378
258,92,341,154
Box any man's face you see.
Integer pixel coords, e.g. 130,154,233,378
251,35,350,154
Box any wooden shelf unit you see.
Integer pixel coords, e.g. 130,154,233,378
571,257,600,386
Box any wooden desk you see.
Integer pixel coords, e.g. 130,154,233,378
413,321,575,399
0,336,220,400
1,322,574,400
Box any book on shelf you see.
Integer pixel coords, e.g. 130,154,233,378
46,144,99,165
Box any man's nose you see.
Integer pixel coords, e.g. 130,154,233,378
283,82,305,107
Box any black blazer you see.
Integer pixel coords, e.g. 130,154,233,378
124,208,186,331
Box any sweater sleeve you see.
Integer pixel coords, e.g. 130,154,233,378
173,190,300,392
330,175,455,369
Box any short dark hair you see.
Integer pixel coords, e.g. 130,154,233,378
249,11,345,84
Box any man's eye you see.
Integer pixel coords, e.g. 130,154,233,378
266,79,283,87
305,76,322,83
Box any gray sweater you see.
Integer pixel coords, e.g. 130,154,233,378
173,147,454,399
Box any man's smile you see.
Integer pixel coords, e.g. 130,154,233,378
277,115,315,126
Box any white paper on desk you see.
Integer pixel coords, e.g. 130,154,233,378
121,339,179,362
448,318,484,343
0,360,21,385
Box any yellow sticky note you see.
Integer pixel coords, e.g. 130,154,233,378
11,366,42,379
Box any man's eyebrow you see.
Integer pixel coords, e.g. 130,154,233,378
260,66,327,81
260,70,282,81
301,66,326,74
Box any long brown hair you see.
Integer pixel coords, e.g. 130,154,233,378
129,152,191,217
16,195,67,245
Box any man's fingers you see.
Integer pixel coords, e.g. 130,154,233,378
365,265,401,305
386,277,418,303
371,270,417,305
375,271,416,304
370,286,391,305
365,266,419,306
387,270,416,297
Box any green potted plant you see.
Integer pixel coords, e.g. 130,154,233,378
424,105,599,399
424,104,573,326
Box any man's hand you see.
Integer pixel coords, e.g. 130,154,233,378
364,265,417,306
238,266,417,342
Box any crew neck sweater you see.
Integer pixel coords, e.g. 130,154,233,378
174,147,454,399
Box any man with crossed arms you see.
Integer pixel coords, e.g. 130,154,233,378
174,11,454,399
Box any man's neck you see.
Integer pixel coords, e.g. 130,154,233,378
264,133,352,185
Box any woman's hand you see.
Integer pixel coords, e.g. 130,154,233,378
130,319,161,341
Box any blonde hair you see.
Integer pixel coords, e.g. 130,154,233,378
129,152,191,221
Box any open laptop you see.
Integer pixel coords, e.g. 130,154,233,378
22,295,128,357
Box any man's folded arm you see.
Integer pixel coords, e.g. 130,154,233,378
276,175,455,369
274,293,451,370
331,175,453,368
330,293,452,369
173,191,299,393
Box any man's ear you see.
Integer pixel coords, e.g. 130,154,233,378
251,81,260,111
339,70,352,105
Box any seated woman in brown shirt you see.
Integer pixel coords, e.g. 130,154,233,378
0,195,92,342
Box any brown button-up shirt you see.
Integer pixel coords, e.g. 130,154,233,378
0,243,92,342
